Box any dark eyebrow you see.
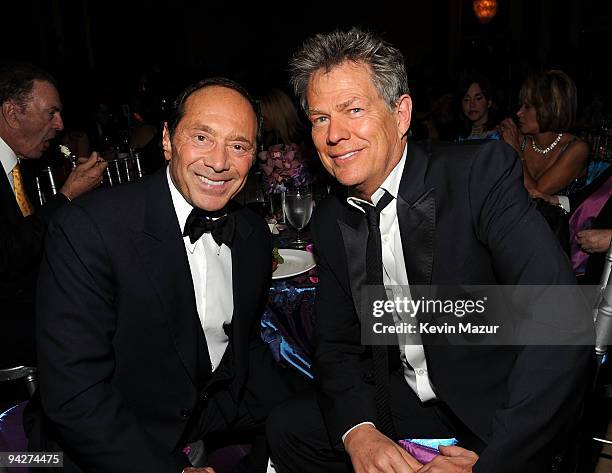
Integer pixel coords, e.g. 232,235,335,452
191,123,216,135
226,134,254,146
308,98,362,117
191,123,253,146
336,98,360,111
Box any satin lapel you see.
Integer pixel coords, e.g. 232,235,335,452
227,211,255,394
397,191,436,287
229,212,254,343
397,142,436,287
131,170,200,386
339,210,369,321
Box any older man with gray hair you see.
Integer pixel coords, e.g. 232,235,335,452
267,28,593,473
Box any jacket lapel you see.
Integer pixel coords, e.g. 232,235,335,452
339,213,369,321
226,211,255,393
397,142,436,288
131,170,201,387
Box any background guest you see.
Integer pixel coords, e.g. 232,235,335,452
456,74,501,141
533,164,612,284
0,63,107,383
500,69,589,195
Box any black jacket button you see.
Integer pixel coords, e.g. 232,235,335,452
180,408,192,418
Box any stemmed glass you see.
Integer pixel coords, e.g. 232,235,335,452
283,185,313,249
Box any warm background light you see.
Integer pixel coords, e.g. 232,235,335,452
473,0,498,24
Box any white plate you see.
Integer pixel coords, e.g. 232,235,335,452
272,249,316,280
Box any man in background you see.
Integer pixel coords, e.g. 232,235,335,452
0,63,107,372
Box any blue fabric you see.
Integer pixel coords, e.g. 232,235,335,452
261,277,316,379
406,438,459,448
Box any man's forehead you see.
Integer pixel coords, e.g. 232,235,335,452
29,80,61,107
179,89,256,138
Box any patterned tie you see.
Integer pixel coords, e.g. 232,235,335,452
359,190,397,440
12,163,34,217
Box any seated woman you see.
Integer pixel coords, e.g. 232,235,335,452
456,75,501,141
500,70,589,195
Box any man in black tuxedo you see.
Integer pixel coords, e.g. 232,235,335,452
0,63,106,371
267,29,594,473
31,78,297,472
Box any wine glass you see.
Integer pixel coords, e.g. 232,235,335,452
283,185,313,249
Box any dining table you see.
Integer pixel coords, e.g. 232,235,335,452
260,227,317,380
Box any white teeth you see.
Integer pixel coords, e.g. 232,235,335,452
337,151,357,160
198,175,225,186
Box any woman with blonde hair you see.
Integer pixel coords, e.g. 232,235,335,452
500,70,589,195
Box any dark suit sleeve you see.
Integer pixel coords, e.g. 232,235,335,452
36,204,189,473
310,205,376,447
0,193,67,279
468,142,594,472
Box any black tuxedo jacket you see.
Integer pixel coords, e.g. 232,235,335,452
32,168,283,472
0,161,67,367
311,140,593,472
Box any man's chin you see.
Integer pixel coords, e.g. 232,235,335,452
192,194,233,212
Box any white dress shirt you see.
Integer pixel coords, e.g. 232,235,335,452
347,144,437,402
167,168,233,371
0,136,18,194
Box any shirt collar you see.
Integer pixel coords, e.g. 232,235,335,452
166,166,197,249
0,136,18,178
347,144,407,212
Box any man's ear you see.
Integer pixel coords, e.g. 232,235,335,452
161,122,172,162
2,101,21,129
396,95,412,137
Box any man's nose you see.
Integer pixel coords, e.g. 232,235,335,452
205,145,230,172
326,118,350,144
54,112,64,131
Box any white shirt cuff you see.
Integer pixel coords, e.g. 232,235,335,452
557,195,570,213
342,421,376,444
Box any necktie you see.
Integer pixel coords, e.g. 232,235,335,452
360,190,397,440
12,163,34,217
183,207,236,248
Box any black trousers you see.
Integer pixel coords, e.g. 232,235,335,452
267,368,485,473
25,346,309,473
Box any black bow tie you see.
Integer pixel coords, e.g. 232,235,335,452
183,207,236,248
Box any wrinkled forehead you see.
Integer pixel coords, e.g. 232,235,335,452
181,86,257,135
306,62,379,106
26,80,62,110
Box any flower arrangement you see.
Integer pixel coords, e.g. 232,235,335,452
257,143,314,194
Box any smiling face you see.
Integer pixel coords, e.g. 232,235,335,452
306,61,411,200
163,85,257,211
12,80,64,159
462,82,490,127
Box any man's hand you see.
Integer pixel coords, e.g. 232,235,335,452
417,445,478,473
184,467,216,473
344,424,423,473
59,151,108,200
577,229,612,253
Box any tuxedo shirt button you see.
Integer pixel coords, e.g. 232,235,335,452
180,408,192,418
416,368,426,376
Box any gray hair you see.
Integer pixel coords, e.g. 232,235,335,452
289,28,409,112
